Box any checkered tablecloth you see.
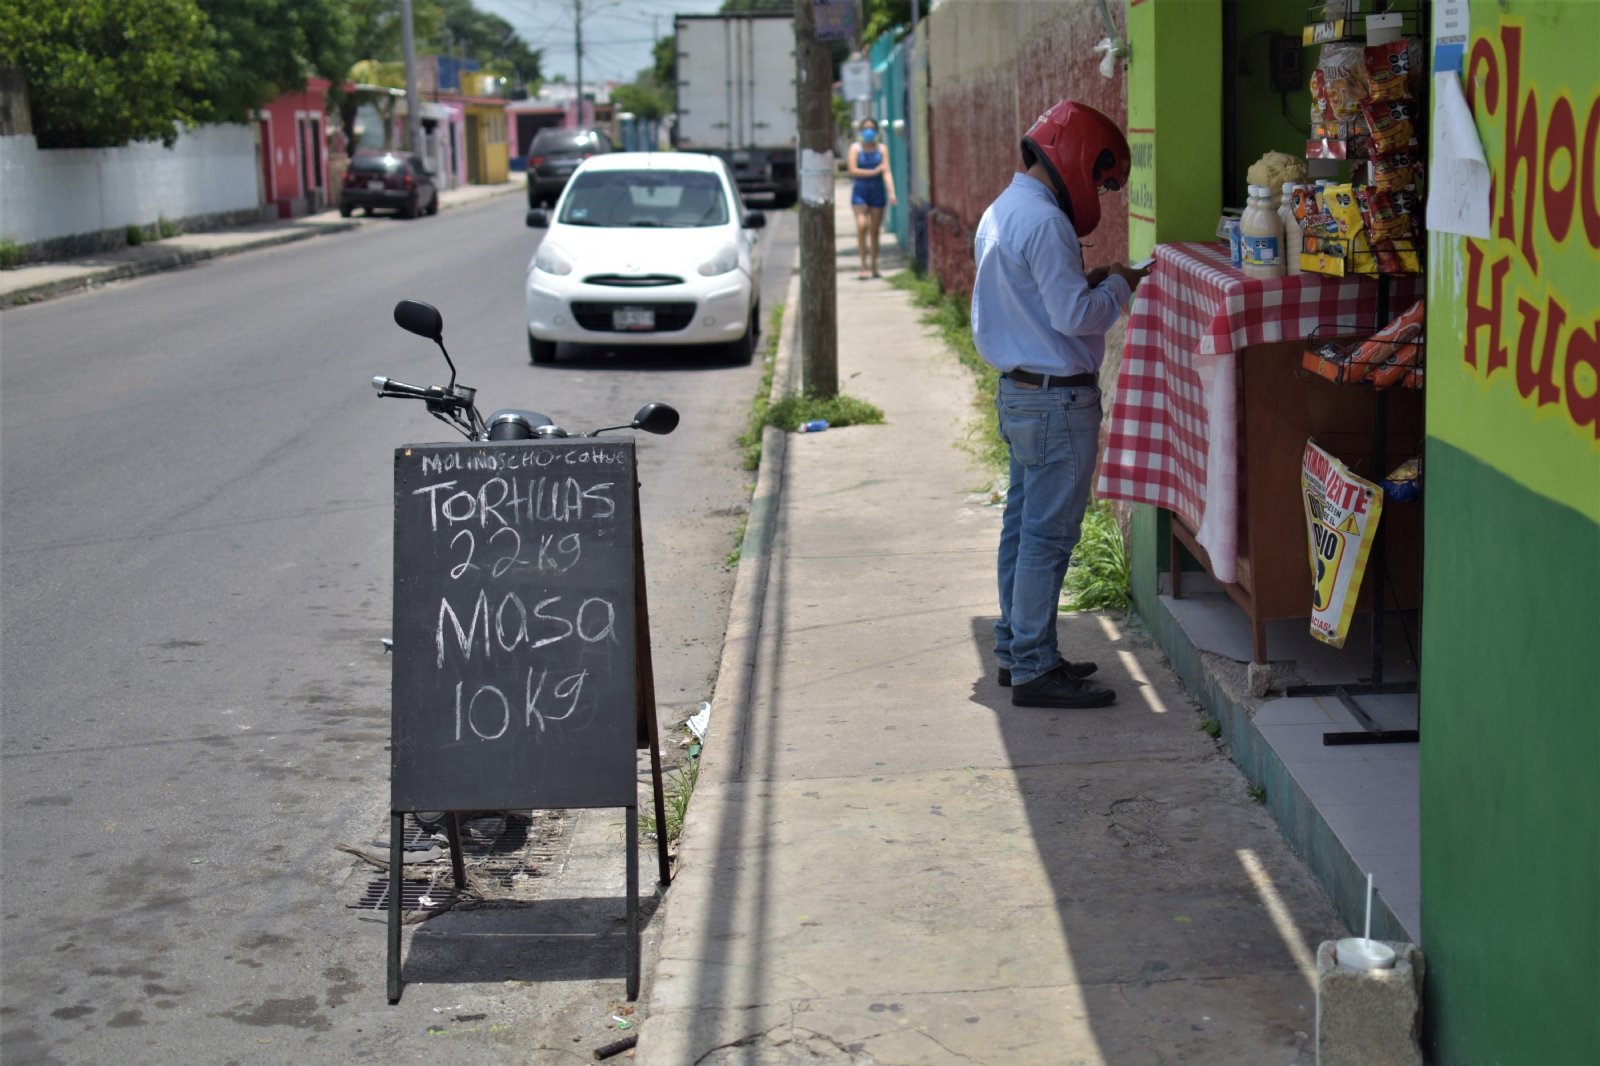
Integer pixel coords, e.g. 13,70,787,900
1096,241,1421,583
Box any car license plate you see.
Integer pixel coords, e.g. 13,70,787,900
613,308,655,331
367,180,384,190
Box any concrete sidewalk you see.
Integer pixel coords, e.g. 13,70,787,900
0,179,521,309
637,205,1349,1063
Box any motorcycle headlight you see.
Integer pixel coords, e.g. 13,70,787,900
534,243,573,276
697,244,740,276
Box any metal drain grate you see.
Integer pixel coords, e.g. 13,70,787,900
349,877,460,912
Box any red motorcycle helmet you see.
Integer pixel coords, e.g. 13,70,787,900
1020,101,1131,238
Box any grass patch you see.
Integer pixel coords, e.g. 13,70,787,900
0,237,23,270
888,269,1006,479
766,392,884,432
1198,717,1222,738
157,214,181,239
641,752,701,845
725,516,749,569
737,302,786,470
1247,783,1267,804
1060,501,1132,612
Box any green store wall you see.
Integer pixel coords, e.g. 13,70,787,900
1424,2,1600,1061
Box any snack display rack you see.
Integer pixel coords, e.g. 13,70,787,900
1286,277,1423,744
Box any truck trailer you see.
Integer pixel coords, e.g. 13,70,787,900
674,12,798,208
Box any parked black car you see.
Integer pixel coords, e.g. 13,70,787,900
340,151,438,218
526,128,613,207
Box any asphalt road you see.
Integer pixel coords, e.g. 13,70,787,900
0,192,795,1064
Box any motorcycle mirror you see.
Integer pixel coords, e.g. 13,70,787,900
632,402,680,436
393,299,443,342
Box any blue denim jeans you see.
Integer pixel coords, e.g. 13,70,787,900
993,376,1102,686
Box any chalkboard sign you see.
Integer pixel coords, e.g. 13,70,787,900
390,439,642,812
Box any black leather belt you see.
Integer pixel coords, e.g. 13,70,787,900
1004,369,1097,389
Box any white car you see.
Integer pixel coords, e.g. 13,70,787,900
524,152,765,364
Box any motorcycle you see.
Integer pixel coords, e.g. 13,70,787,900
372,298,681,441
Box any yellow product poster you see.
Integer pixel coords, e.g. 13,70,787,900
1301,441,1385,647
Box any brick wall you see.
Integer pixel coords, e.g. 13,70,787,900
925,0,1128,299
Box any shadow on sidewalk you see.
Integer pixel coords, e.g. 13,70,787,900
403,895,660,985
965,614,1336,1060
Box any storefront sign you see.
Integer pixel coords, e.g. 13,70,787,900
1128,127,1155,226
1431,11,1600,523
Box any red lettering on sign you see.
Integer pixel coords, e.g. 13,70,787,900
1565,323,1600,439
1582,96,1600,250
1515,296,1564,406
1542,96,1577,244
1465,241,1513,373
1497,25,1541,272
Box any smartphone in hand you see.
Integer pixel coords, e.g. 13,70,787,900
1130,256,1156,271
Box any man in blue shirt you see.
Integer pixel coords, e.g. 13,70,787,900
972,100,1149,709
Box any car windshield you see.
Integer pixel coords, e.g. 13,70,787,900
533,130,596,154
349,155,405,173
559,170,728,227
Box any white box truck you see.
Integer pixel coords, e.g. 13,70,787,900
674,12,798,207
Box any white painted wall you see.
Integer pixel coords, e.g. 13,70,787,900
0,124,259,246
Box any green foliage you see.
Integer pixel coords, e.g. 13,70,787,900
611,80,670,123
725,517,748,569
196,0,353,124
0,237,24,269
640,751,701,845
0,0,213,148
433,0,541,84
1247,783,1267,804
1198,717,1222,738
651,36,675,97
1061,501,1131,613
125,224,145,246
861,0,913,45
767,393,885,432
738,301,785,470
888,269,1008,479
157,214,181,238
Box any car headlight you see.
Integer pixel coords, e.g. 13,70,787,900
534,243,573,276
697,244,739,276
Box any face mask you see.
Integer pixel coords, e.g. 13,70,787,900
861,128,877,142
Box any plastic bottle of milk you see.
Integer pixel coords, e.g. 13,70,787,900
1279,182,1303,276
1240,184,1286,279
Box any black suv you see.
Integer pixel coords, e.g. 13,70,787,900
526,128,613,206
340,151,438,219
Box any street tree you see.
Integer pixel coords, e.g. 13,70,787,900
0,0,212,148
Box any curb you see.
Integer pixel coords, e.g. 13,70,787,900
630,268,799,1048
0,222,359,310
694,266,799,789
0,182,521,310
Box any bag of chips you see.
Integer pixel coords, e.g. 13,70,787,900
1318,43,1369,122
1353,299,1425,369
1371,240,1422,275
1363,40,1413,101
1371,147,1418,192
1380,457,1422,503
1368,342,1422,388
1303,339,1357,383
1325,183,1365,239
1362,98,1419,153
1355,186,1413,241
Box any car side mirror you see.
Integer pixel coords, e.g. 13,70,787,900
632,402,680,436
393,299,443,342
742,210,766,230
526,208,549,228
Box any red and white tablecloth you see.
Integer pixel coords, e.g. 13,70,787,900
1096,241,1421,582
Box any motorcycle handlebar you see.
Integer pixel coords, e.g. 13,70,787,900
372,375,470,407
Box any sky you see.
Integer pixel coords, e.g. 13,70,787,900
475,0,732,87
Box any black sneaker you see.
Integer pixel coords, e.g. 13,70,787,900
1011,663,1117,708
998,661,1097,687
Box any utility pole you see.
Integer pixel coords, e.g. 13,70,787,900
794,0,838,398
400,0,422,154
574,0,584,126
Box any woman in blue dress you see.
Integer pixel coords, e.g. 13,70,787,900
846,118,897,279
